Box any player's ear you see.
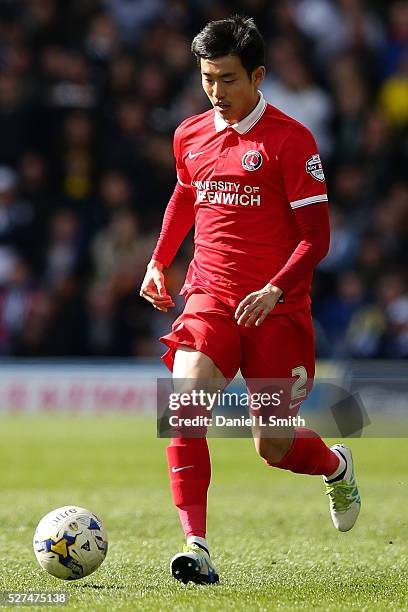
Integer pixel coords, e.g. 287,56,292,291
252,66,265,87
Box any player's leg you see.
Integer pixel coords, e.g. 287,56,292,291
242,306,332,469
160,292,241,583
170,346,224,553
169,346,224,584
242,307,360,531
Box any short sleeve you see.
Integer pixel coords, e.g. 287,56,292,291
173,124,192,189
279,125,328,210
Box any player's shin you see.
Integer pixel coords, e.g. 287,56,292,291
167,437,211,545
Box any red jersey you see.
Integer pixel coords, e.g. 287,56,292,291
153,92,329,314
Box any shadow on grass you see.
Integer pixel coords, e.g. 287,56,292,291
73,584,125,590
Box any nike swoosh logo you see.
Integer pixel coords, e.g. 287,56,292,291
288,400,303,410
188,151,205,159
171,465,194,473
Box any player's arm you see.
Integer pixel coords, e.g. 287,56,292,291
269,124,330,297
140,126,195,312
268,201,329,295
236,125,330,326
140,183,195,311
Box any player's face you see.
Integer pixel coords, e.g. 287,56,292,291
200,55,265,124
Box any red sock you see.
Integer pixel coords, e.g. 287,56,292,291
269,428,340,477
167,437,210,539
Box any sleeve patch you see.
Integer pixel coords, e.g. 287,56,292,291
306,154,325,182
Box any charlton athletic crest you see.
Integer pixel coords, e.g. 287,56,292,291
306,154,325,182
242,150,263,171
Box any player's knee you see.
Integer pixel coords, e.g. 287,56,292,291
173,346,224,382
255,436,292,465
172,377,204,397
172,350,225,402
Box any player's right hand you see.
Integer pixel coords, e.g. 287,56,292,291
139,260,175,312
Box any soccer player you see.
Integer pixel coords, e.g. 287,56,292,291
140,15,361,585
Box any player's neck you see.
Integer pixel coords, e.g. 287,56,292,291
225,91,261,125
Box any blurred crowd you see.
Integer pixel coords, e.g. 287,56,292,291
0,0,407,359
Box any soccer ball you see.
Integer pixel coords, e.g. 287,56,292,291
33,506,108,580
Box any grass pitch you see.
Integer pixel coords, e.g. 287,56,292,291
0,415,407,611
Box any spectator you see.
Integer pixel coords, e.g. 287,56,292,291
0,166,36,267
382,0,408,77
84,282,117,356
318,207,358,273
314,271,367,355
100,99,146,176
91,209,154,287
379,51,408,127
0,258,34,353
378,273,408,357
85,12,120,64
0,72,32,165
43,209,82,290
263,40,333,156
103,0,164,45
58,111,95,204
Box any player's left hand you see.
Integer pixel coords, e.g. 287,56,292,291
235,283,283,327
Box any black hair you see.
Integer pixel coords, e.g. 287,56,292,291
191,15,265,78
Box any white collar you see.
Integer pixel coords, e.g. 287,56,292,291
214,91,267,134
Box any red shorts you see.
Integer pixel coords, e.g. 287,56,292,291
160,292,315,415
